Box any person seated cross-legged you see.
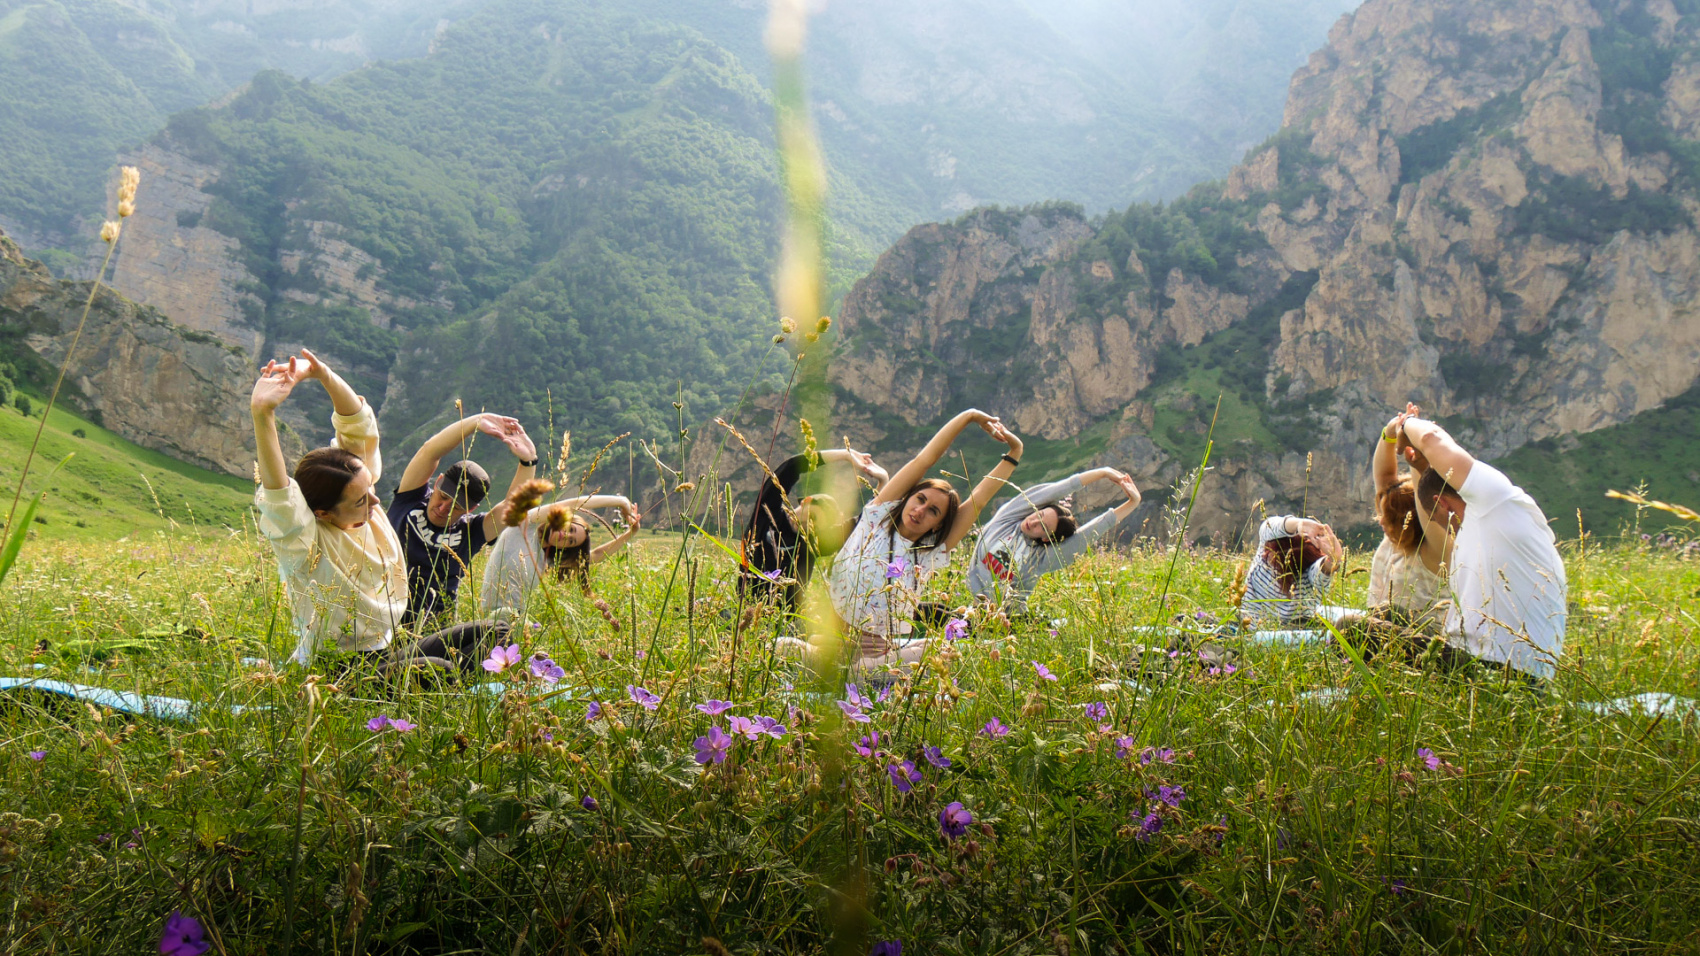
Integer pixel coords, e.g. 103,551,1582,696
1396,414,1567,683
389,414,538,631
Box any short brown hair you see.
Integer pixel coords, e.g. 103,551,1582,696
885,478,960,552
1376,476,1424,555
1416,468,1461,515
295,447,363,514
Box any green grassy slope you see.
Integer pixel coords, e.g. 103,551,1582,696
1493,385,1700,538
0,393,253,540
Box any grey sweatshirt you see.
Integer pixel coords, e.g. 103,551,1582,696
967,474,1121,613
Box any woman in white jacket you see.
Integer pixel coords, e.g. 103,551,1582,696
251,349,507,674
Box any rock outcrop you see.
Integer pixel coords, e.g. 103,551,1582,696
101,143,266,355
0,231,255,477
827,0,1700,542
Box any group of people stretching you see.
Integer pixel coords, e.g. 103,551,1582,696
1238,404,1567,682
252,350,1565,686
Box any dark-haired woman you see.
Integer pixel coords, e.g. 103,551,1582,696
968,466,1143,615
827,408,1022,667
1238,515,1343,627
1368,408,1445,623
480,491,640,618
252,350,509,671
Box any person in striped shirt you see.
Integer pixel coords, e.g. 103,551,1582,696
1238,515,1343,626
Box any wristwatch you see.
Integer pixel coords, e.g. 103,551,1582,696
518,457,539,468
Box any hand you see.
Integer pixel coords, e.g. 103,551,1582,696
482,417,535,461
624,507,642,529
1113,473,1141,502
965,409,1002,436
297,347,332,382
251,358,307,414
990,422,1023,453
1382,411,1410,442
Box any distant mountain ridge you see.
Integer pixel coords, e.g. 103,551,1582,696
819,0,1700,540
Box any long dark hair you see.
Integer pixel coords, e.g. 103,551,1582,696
884,477,960,553
1262,531,1326,597
541,511,592,593
1377,476,1424,555
1037,502,1079,544
295,447,363,515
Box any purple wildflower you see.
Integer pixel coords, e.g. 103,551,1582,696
482,643,521,673
27,750,45,761
627,685,660,710
1083,702,1108,723
1114,735,1136,759
693,726,733,765
884,557,909,580
855,731,881,758
1146,785,1187,808
754,716,787,739
696,699,733,716
366,716,389,733
158,910,209,956
762,568,784,581
1135,812,1163,842
728,715,759,740
1388,878,1408,896
844,683,873,709
923,745,951,769
944,617,968,641
386,718,416,733
585,702,602,722
529,654,564,684
580,794,599,811
876,684,893,703
1417,747,1440,771
1276,828,1291,850
887,760,921,793
939,801,973,840
870,943,903,956
981,717,1011,738
1032,661,1057,682
1139,747,1176,766
837,700,871,723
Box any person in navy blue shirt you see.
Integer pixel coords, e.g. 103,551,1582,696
387,413,537,628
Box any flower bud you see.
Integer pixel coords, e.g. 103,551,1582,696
100,220,121,243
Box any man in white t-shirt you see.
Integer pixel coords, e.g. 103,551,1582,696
1398,416,1567,681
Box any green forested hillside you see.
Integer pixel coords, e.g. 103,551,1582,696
0,0,207,250
157,0,854,450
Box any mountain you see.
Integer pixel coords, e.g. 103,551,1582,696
820,0,1700,540
0,0,488,252
0,229,254,476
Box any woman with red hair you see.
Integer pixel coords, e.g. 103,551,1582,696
1368,407,1447,623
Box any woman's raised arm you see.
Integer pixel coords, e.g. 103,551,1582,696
873,408,1000,506
251,358,309,492
945,423,1023,549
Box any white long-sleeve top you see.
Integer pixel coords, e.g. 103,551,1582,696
254,401,407,665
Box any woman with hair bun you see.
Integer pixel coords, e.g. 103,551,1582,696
480,481,641,618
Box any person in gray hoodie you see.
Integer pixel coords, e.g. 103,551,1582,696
968,467,1142,615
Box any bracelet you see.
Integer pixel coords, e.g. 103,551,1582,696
518,457,539,468
1000,454,1020,467
1382,430,1397,444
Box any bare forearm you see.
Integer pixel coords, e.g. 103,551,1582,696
253,410,289,491
317,367,363,417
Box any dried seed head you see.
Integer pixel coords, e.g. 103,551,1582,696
117,165,140,205
504,478,555,527
100,220,120,243
816,315,831,333
780,316,796,334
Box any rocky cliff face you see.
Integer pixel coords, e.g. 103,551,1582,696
0,231,256,477
827,0,1700,543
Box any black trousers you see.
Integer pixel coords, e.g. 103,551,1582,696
336,620,512,682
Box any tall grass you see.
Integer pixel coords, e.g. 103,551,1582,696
0,524,1696,953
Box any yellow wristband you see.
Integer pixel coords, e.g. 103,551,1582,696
1382,430,1397,443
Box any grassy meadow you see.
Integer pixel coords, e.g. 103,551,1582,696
1,513,1697,954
